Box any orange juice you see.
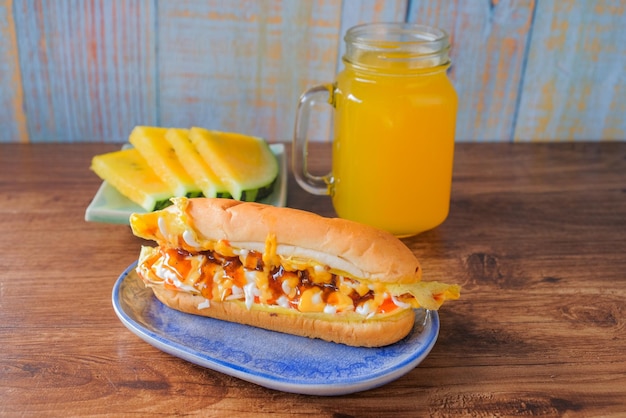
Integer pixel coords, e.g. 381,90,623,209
293,23,457,237
331,59,457,236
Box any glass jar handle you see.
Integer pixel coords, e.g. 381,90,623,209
292,84,333,196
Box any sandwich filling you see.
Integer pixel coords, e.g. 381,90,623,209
132,197,460,319
136,237,459,319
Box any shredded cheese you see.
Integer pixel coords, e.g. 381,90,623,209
262,233,278,268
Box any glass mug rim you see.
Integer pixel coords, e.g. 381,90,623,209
345,22,450,45
343,22,451,70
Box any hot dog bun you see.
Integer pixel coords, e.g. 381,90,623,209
132,197,421,283
150,286,416,347
130,197,459,347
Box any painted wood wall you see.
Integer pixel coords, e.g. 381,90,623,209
0,0,624,143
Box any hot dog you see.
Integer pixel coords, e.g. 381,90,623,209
129,197,460,347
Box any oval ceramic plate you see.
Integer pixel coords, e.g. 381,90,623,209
85,143,287,224
112,263,440,396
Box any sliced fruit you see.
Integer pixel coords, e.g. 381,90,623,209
164,128,231,198
189,127,279,200
90,148,173,211
129,126,201,198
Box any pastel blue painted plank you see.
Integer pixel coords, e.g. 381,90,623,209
13,0,157,143
157,0,344,142
407,0,535,142
2,0,625,144
0,0,28,143
335,0,408,72
514,0,626,141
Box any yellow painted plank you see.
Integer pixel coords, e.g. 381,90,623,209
0,0,28,143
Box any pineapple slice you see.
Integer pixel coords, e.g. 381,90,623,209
189,127,279,201
90,148,173,211
164,128,230,198
129,126,201,198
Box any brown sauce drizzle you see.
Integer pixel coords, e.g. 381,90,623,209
160,248,379,312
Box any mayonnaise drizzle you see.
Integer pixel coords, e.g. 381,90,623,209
281,280,292,295
276,295,291,309
225,285,244,301
197,299,211,309
243,282,261,310
391,294,412,309
356,301,376,318
157,216,169,241
323,305,337,314
182,230,202,249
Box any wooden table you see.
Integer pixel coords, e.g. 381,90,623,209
1,142,625,417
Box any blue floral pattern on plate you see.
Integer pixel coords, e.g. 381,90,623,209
112,262,440,395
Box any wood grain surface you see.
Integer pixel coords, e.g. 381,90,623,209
1,0,624,143
1,142,625,417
